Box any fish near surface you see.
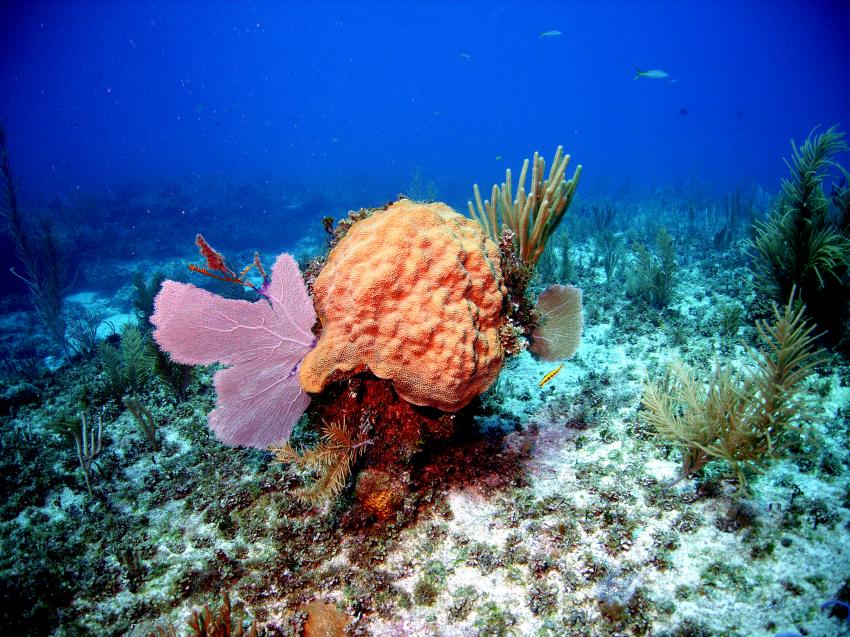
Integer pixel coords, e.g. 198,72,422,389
633,67,669,80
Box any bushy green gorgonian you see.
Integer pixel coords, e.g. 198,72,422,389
628,227,678,309
100,324,154,398
751,125,850,342
641,292,823,488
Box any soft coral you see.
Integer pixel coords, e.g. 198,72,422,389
151,253,316,448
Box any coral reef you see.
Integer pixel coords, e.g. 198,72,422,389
4,128,850,637
270,416,370,503
305,373,463,518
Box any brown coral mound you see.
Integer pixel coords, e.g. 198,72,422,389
301,600,350,637
300,199,507,412
355,468,406,522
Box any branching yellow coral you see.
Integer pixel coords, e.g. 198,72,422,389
469,146,581,266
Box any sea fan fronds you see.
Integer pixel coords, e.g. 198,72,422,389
151,252,316,447
530,284,583,361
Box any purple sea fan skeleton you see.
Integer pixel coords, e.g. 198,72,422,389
151,253,317,448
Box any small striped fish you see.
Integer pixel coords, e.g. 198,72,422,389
539,364,564,387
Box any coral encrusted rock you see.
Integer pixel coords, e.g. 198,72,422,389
299,198,507,412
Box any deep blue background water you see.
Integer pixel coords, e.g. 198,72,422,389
1,0,848,223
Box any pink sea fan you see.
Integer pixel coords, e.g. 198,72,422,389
151,253,317,448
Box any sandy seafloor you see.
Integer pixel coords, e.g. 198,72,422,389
1,233,848,637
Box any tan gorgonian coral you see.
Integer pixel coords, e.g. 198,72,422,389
469,146,581,266
530,284,583,361
641,292,823,488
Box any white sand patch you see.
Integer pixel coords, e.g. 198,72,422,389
67,291,99,306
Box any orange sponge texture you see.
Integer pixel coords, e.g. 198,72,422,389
299,199,506,412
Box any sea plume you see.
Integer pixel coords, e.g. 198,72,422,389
151,253,316,448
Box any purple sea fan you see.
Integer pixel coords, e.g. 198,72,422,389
151,253,316,448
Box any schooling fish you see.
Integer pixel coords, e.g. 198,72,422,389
539,364,564,387
633,67,669,80
540,30,562,38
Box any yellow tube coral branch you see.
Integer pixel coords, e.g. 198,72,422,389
469,146,581,267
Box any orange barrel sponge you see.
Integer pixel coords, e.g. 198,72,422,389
299,198,507,412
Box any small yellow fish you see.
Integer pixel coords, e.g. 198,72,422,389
495,155,502,161
540,30,562,38
539,364,564,387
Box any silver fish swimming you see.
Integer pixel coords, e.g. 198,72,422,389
633,67,669,80
540,30,562,38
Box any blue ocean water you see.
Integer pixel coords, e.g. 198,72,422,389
1,2,850,636
2,1,848,210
